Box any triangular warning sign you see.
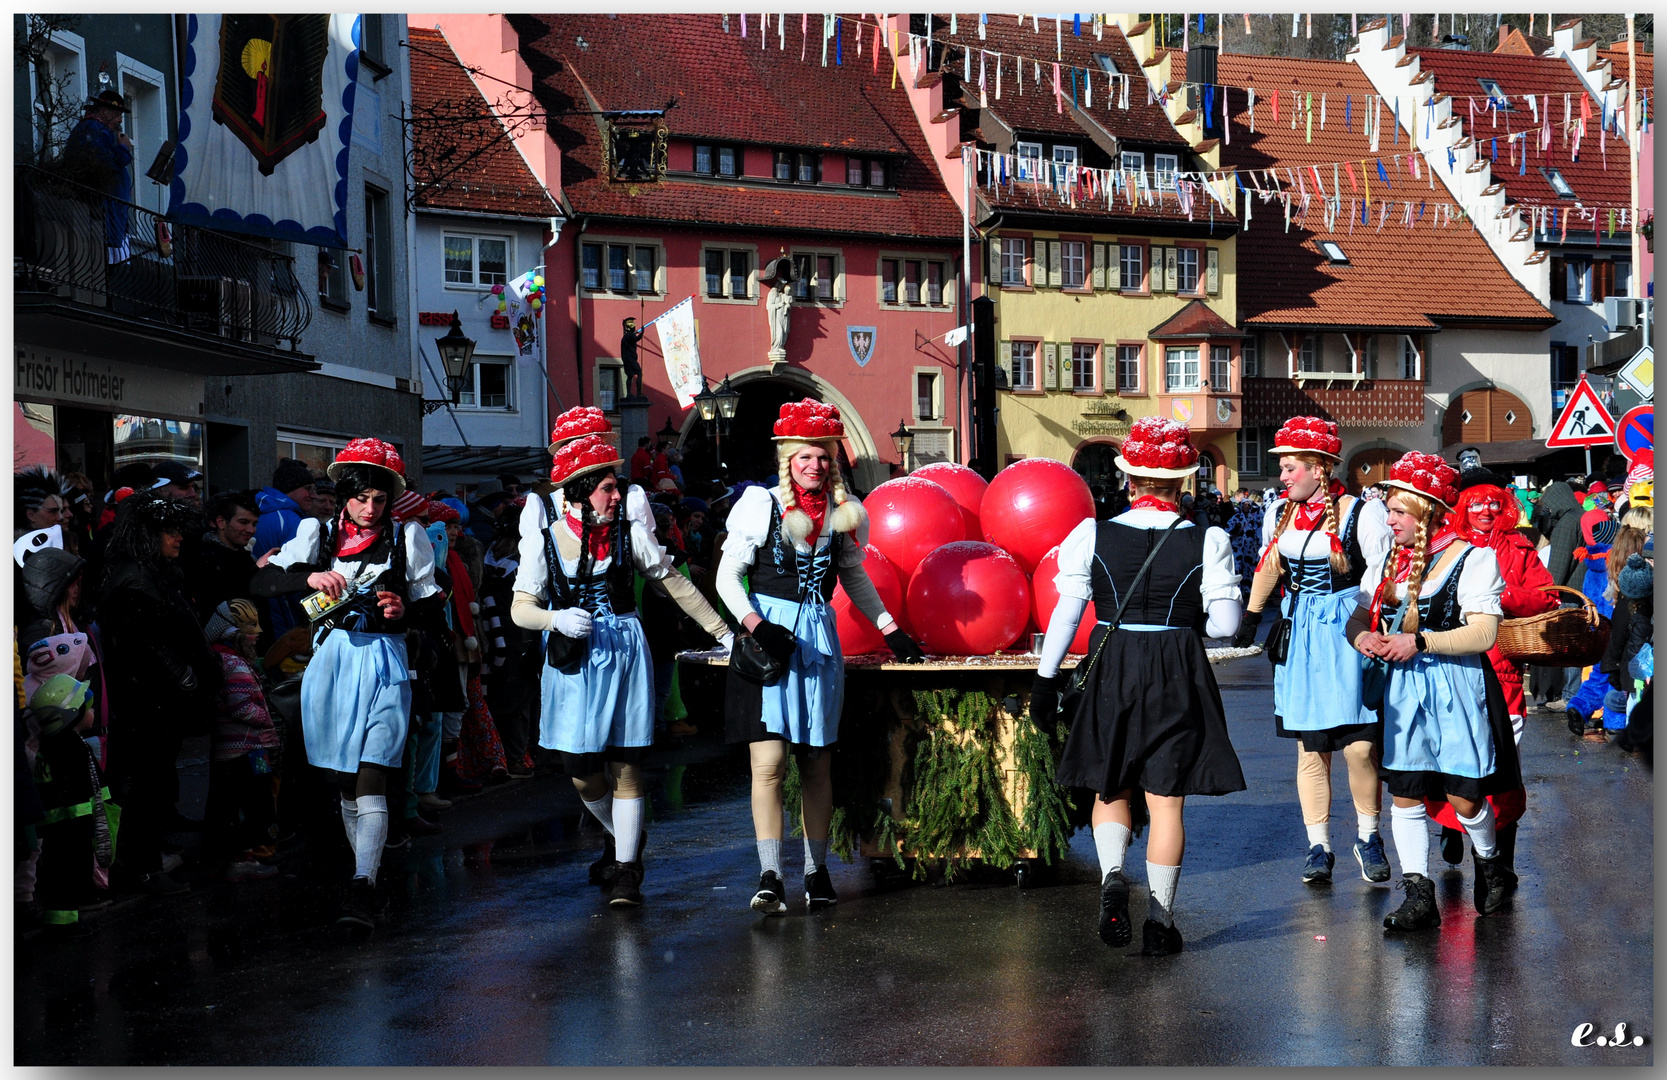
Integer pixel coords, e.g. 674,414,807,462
1546,378,1617,448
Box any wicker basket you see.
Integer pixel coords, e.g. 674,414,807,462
1494,585,1611,666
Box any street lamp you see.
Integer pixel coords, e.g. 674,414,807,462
891,419,913,472
657,417,679,444
434,311,477,404
714,375,741,430
694,377,719,424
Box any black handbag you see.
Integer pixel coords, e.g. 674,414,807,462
1059,517,1184,718
731,601,806,687
541,494,590,675
1265,615,1293,665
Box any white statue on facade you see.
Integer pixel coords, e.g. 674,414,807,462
762,253,792,365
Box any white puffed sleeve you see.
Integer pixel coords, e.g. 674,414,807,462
1352,496,1395,577
513,496,551,600
1261,499,1285,548
1051,518,1098,602
402,522,441,600
719,486,775,568
1455,544,1505,619
625,484,654,536
1200,525,1242,605
267,516,322,570
630,519,675,580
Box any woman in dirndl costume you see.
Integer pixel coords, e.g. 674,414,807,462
252,438,438,929
1233,416,1395,887
716,399,924,916
1029,418,1245,956
511,434,732,907
1346,453,1519,933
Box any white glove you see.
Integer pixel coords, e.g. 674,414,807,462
552,607,593,638
718,632,735,655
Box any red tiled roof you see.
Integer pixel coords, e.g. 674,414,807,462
1218,54,1553,330
1599,44,1653,93
1495,28,1552,57
408,27,560,218
1149,298,1245,338
1408,47,1632,216
506,14,962,240
938,15,1189,147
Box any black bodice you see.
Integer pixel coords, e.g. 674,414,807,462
1090,520,1206,628
541,496,637,618
1380,546,1474,633
746,498,842,603
1277,497,1369,597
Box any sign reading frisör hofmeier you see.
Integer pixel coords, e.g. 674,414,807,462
14,347,204,417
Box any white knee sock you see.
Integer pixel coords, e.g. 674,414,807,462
1093,821,1132,879
1358,812,1380,842
1389,803,1430,879
340,798,360,857
1305,823,1331,851
804,837,829,875
1146,862,1181,927
1509,713,1525,746
1455,802,1498,859
581,795,615,838
353,795,388,883
613,798,643,863
757,838,782,876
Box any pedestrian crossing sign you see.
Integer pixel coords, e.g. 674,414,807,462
1545,378,1617,448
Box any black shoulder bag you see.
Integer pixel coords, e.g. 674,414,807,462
1059,517,1184,717
541,494,590,674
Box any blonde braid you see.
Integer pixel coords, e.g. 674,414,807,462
1396,497,1439,635
775,442,801,514
1322,490,1350,573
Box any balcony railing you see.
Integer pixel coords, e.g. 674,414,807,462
15,164,311,351
1243,376,1426,428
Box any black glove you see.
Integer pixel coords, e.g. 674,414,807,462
1029,673,1064,733
750,619,798,661
1230,608,1262,649
883,629,926,663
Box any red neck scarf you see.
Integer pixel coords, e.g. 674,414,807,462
1371,526,1460,627
1129,495,1178,513
566,510,614,561
793,482,828,544
1291,492,1329,531
337,516,384,558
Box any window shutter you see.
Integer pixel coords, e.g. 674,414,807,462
1043,342,1059,389
991,239,1003,286
1595,260,1614,302
1091,243,1107,289
1148,246,1165,291
1045,241,1062,287
1164,247,1179,292
1549,257,1567,302
999,340,1012,388
1206,248,1219,295
1107,246,1121,290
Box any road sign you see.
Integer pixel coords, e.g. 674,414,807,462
1617,404,1654,461
1618,346,1654,401
1545,378,1617,448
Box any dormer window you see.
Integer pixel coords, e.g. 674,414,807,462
845,156,891,189
717,146,739,177
695,143,744,178
1478,78,1511,108
1154,153,1179,191
774,151,792,181
1544,168,1575,198
1120,150,1145,174
1052,145,1078,169
1319,241,1349,264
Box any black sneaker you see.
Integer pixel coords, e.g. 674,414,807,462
1472,850,1516,916
805,866,838,909
1567,707,1589,737
1353,833,1392,883
1383,873,1440,932
1098,870,1132,947
750,871,787,915
1301,844,1335,885
588,835,617,887
607,862,644,907
1140,917,1184,956
134,871,189,897
337,878,377,930
1439,826,1465,866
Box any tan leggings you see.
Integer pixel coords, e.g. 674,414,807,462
1296,741,1381,826
749,741,832,842
569,761,642,802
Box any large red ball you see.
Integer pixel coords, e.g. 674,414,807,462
905,541,1032,656
912,461,988,541
863,477,964,576
832,545,906,655
1031,545,1093,655
979,458,1095,573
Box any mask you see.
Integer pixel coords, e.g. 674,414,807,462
426,522,449,565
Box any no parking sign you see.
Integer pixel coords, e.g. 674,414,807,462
1617,404,1654,463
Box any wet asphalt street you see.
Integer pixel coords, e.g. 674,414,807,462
14,655,1653,1066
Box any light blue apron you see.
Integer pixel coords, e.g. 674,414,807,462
301,629,412,772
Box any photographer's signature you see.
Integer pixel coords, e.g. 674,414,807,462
1573,1023,1647,1048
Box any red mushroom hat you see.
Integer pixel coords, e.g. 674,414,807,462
326,438,407,499
771,398,846,443
1268,415,1343,464
1114,417,1201,479
550,433,623,488
425,499,461,525
547,406,614,454
1383,451,1460,512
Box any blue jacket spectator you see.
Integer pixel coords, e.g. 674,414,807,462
253,459,315,637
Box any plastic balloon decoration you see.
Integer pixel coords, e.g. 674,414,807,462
494,271,548,319
906,541,1032,656
979,458,1095,573
911,461,988,542
832,545,906,654
1031,545,1093,654
862,477,963,577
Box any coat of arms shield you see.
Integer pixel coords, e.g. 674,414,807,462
847,326,876,367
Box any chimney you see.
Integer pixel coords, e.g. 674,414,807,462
1186,44,1218,135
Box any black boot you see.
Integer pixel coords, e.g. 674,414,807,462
1383,873,1440,932
589,834,617,887
1140,917,1184,957
1439,826,1465,866
1472,850,1516,915
1495,822,1519,899
1567,707,1588,737
1098,870,1132,947
607,861,643,907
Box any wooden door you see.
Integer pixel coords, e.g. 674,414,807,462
1348,447,1402,494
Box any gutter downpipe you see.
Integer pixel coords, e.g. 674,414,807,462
571,215,588,408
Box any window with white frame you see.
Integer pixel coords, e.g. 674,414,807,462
1001,237,1027,285
1400,337,1420,379
1009,341,1036,390
1298,335,1320,372
1071,343,1098,391
117,54,167,214
1154,153,1179,190
916,371,940,421
1016,141,1043,180
317,249,349,307
28,28,85,156
1236,426,1263,477
596,364,622,412
583,241,661,296
1242,334,1260,377
364,186,394,319
1052,145,1078,169
793,252,841,302
277,431,352,475
1060,241,1086,288
1120,150,1144,173
702,247,753,300
443,234,510,288
1209,345,1231,391
1175,246,1200,294
457,358,513,409
1116,345,1141,393
1165,345,1200,391
1119,243,1144,291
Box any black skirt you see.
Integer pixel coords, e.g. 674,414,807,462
722,667,837,749
1056,626,1247,799
556,746,646,777
1275,715,1381,753
1382,658,1523,802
